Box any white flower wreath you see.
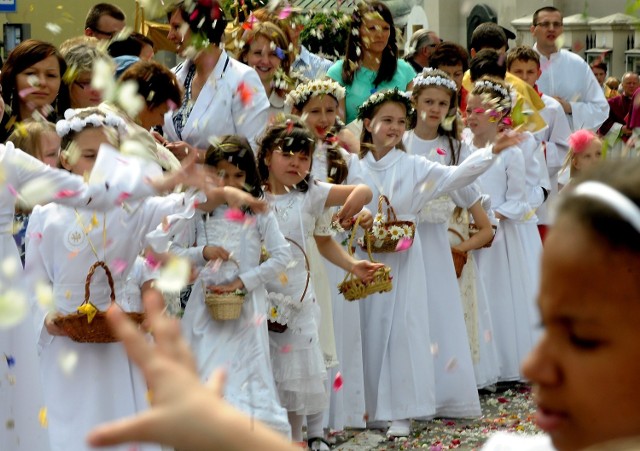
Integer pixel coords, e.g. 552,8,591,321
285,78,346,108
412,68,457,92
56,109,127,138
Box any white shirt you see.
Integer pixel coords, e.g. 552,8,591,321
292,45,334,80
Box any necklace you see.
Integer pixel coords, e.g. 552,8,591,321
273,193,297,223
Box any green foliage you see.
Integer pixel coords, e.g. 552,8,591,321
300,10,351,61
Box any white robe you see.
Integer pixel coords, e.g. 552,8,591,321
0,143,161,451
469,143,542,381
25,193,193,451
163,50,270,151
181,207,292,437
346,146,496,421
534,44,609,131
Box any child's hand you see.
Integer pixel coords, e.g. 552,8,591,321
45,312,67,336
355,209,374,229
493,131,524,154
151,131,169,147
223,187,268,214
350,260,385,283
203,246,230,262
207,278,245,294
335,185,372,222
166,141,199,162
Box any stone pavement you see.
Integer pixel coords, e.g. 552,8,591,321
324,383,542,450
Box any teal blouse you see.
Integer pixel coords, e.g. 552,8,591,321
327,59,416,123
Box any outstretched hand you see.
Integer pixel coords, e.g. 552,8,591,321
223,187,268,214
351,260,386,283
492,131,524,154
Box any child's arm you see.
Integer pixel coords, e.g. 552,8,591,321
495,149,531,221
314,235,384,282
197,186,267,214
452,201,494,253
324,183,373,222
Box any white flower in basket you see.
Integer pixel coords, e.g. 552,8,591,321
388,225,405,240
266,292,302,328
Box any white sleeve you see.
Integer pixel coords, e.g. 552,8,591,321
24,207,53,353
12,143,158,210
450,183,482,209
541,99,571,171
569,63,610,131
519,135,549,210
495,149,531,221
238,212,292,292
168,215,207,267
234,69,270,152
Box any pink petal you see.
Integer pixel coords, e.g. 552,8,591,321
224,207,246,222
395,237,413,252
436,147,446,156
54,189,80,199
280,344,292,353
110,258,128,275
18,87,38,98
145,253,161,271
115,192,131,206
7,184,17,197
333,371,344,392
278,5,292,19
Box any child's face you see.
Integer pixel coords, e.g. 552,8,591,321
266,148,311,192
61,127,110,177
509,59,541,88
39,131,60,167
465,95,499,136
364,102,406,151
414,87,451,130
215,160,246,191
522,215,640,450
69,70,102,108
300,95,339,139
572,140,602,174
245,35,282,84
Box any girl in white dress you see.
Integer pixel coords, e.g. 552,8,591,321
257,117,379,447
287,80,369,435
24,109,203,451
404,68,496,408
349,88,519,438
180,135,292,437
464,77,542,382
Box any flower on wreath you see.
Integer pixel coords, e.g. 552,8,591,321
357,88,414,121
285,78,346,109
412,68,457,92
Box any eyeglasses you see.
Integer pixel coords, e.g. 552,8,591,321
73,81,93,90
535,21,563,29
89,27,117,39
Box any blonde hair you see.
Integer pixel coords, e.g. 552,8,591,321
7,121,57,161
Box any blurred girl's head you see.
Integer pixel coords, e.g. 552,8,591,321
522,160,640,451
8,121,59,167
342,0,397,86
205,135,262,199
56,107,124,176
257,115,315,193
61,43,108,108
562,129,602,179
466,76,512,139
358,88,413,157
1,39,68,120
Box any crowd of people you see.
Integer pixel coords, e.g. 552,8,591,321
0,1,639,451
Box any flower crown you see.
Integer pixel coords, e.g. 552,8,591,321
473,79,510,99
56,109,127,138
412,68,457,92
357,88,414,120
285,78,346,108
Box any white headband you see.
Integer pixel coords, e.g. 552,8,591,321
56,110,127,138
573,181,640,233
413,69,457,92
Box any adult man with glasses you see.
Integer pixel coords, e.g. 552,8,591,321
531,6,608,131
84,3,126,40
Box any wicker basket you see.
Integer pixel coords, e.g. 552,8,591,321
361,195,415,253
469,223,498,248
448,228,468,279
53,261,145,343
339,216,393,301
203,259,246,321
267,238,310,333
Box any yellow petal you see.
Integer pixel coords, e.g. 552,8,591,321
39,407,48,428
279,272,288,286
77,302,98,323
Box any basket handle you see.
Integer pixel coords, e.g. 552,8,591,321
284,238,310,304
83,261,115,307
378,195,398,222
341,216,377,285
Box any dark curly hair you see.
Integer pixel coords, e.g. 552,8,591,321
205,135,263,200
257,115,316,193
